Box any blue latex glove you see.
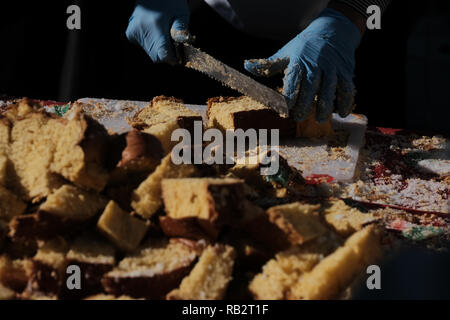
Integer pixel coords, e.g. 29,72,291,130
244,8,361,122
126,0,192,64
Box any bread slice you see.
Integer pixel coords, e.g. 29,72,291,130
64,234,116,297
288,226,382,300
102,239,202,299
162,178,245,237
167,244,236,300
207,96,295,137
24,238,69,298
242,202,328,252
129,96,202,154
0,186,26,221
249,237,336,300
97,201,149,252
131,153,198,219
323,200,378,237
2,100,109,201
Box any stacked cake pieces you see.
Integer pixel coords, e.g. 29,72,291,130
0,96,382,300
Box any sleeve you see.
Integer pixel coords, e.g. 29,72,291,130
336,0,392,18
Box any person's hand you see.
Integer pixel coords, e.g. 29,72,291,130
126,0,192,64
244,8,361,122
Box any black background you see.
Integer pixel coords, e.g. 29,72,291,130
0,0,449,133
0,1,449,300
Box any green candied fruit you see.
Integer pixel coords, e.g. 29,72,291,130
54,104,70,117
262,165,290,187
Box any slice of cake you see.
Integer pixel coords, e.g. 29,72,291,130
288,226,382,300
97,201,149,252
2,100,109,201
161,178,245,237
249,237,337,300
266,202,328,246
108,129,164,183
64,234,116,298
129,96,202,154
9,184,107,240
131,153,198,219
323,200,378,237
102,239,202,299
167,244,236,300
295,103,334,138
40,184,108,221
0,186,26,221
243,202,328,252
206,96,295,137
23,238,69,298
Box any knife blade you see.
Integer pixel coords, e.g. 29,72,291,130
178,43,289,117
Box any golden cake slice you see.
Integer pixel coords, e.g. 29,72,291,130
97,201,149,252
167,244,236,300
2,100,109,202
289,225,382,300
102,239,202,299
161,178,245,238
108,129,164,184
265,202,328,246
40,184,108,221
129,96,202,154
323,200,378,237
131,153,198,219
249,237,337,300
9,184,107,240
206,96,295,137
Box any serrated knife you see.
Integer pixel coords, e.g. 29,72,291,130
177,43,289,117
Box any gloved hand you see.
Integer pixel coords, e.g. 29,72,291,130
244,8,361,123
126,0,192,64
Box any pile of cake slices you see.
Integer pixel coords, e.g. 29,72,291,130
0,97,382,300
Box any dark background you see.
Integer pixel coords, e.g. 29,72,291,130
0,1,449,299
0,0,449,133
